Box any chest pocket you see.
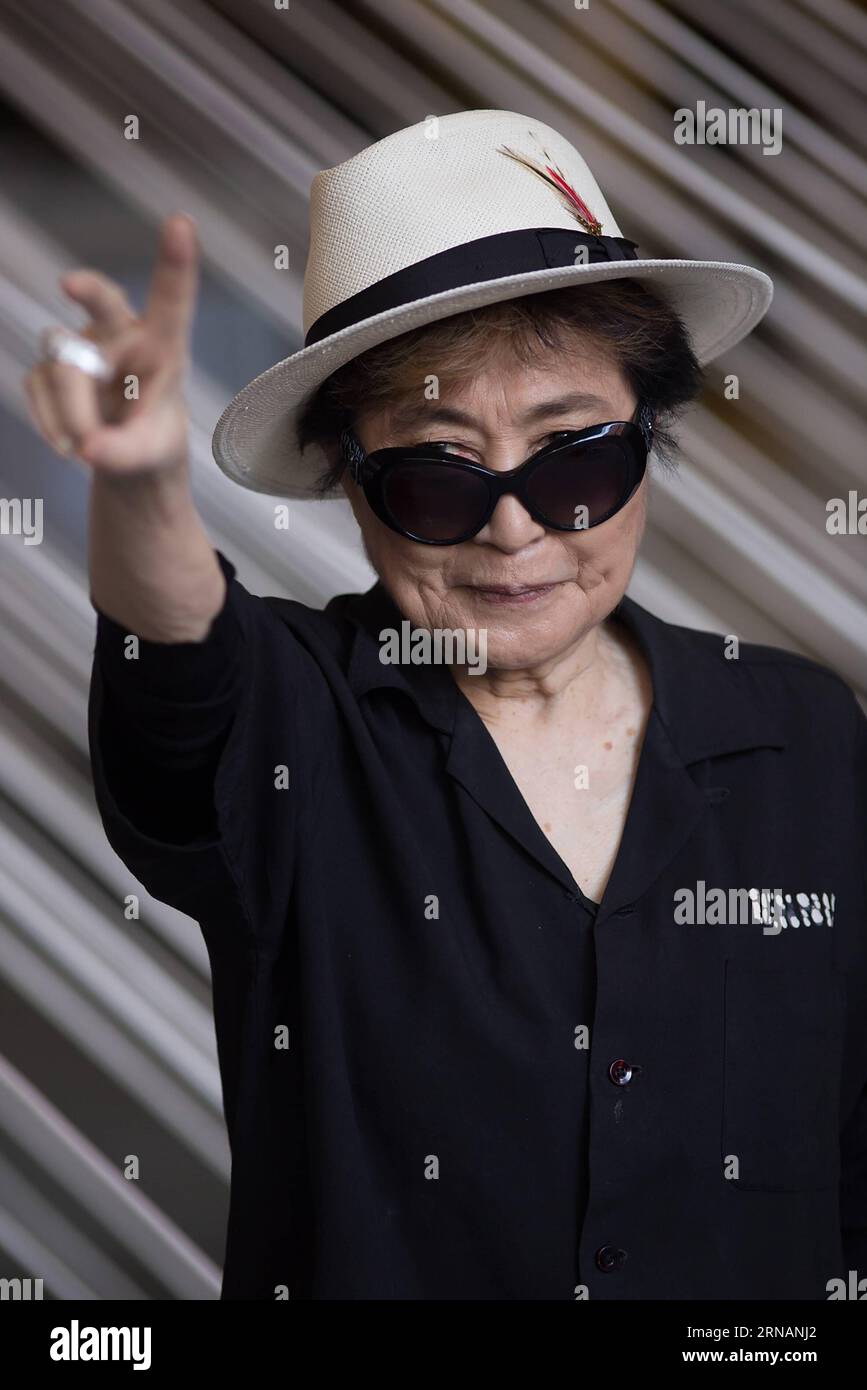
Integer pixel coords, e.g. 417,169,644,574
722,959,844,1192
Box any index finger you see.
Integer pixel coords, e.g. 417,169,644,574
143,213,200,350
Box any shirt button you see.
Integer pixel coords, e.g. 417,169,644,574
608,1058,634,1086
595,1245,627,1272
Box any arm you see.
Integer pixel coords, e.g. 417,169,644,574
26,217,328,934
88,464,225,641
24,217,255,866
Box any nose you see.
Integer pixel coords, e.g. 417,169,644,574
471,492,548,551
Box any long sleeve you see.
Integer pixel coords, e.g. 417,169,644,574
91,548,244,845
87,546,333,942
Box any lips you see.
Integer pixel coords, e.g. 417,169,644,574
465,581,560,606
469,583,554,594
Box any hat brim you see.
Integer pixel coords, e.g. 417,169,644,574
211,258,772,499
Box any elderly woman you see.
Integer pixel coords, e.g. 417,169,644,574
26,111,866,1302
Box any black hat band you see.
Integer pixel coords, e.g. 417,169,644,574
304,227,639,348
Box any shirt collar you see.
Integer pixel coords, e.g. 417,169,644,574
339,580,788,761
608,592,788,763
340,580,458,733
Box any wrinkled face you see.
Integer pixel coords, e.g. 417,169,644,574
341,349,647,669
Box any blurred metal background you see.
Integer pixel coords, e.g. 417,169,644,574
0,0,864,1299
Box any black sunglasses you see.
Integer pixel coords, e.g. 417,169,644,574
339,402,654,545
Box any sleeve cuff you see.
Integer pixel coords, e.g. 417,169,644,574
93,549,243,703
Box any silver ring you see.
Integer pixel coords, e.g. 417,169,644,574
40,327,113,382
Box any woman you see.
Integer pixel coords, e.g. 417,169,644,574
25,111,866,1301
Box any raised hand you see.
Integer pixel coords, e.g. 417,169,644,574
23,213,200,477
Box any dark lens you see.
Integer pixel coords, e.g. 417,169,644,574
381,461,490,542
525,435,634,529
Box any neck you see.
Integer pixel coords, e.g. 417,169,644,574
452,616,630,732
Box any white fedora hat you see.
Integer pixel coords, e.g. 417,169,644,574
212,108,773,499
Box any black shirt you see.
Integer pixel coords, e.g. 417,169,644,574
87,549,867,1300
